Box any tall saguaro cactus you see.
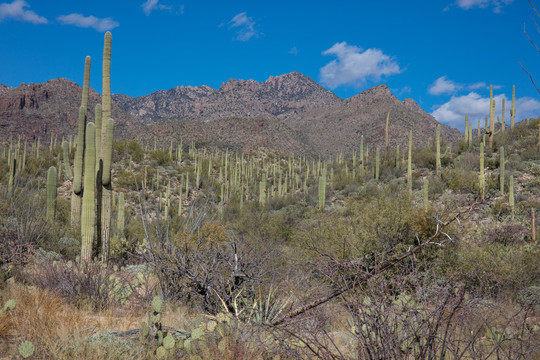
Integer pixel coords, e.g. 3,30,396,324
510,85,516,130
479,143,485,199
71,106,87,227
407,131,412,195
46,166,57,220
98,32,113,264
499,146,505,195
385,111,390,152
101,118,114,264
81,123,96,263
489,85,495,149
436,125,442,175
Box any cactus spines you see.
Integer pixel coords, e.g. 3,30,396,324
318,167,327,211
117,192,125,240
375,148,380,180
436,125,442,175
101,118,114,264
259,174,266,206
82,56,91,113
464,115,469,143
423,179,429,210
510,85,515,130
479,142,485,199
102,119,114,186
385,111,390,151
95,104,102,170
489,85,495,149
499,146,505,195
360,135,364,173
46,166,57,220
101,32,112,146
407,131,412,195
62,140,73,180
72,106,87,227
8,154,15,192
81,123,96,263
509,175,515,219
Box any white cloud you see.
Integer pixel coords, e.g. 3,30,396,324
141,0,172,16
431,91,540,130
57,13,119,32
0,0,47,24
319,42,401,89
289,46,298,55
228,12,258,41
468,82,487,90
429,76,462,95
454,0,513,12
429,77,503,95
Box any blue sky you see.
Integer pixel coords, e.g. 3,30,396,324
1,0,540,131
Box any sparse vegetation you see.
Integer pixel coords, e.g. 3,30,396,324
0,32,539,359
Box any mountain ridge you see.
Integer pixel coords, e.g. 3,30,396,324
0,73,462,158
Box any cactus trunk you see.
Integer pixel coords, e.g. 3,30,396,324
46,166,57,220
81,123,96,263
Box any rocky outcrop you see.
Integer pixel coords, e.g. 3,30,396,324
0,78,141,141
0,84,11,95
112,71,341,124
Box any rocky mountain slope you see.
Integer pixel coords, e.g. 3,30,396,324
0,83,12,95
0,73,462,158
112,72,342,124
0,79,141,141
287,84,461,157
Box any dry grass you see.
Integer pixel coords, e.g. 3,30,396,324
0,283,146,358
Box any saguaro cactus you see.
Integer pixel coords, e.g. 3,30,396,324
385,111,390,151
489,86,495,149
318,167,327,211
101,118,114,263
464,115,469,144
509,175,514,219
375,148,380,180
510,85,515,130
99,31,113,264
436,125,442,175
479,143,485,199
81,123,96,263
117,192,125,240
423,179,429,210
407,131,412,195
46,166,57,220
360,135,364,173
71,106,86,227
499,146,505,195
62,140,73,181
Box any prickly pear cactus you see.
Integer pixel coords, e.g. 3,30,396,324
18,340,35,359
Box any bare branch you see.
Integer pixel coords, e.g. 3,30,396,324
519,62,540,94
270,201,481,326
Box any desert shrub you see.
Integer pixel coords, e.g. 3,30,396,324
55,333,144,360
140,211,268,313
484,223,528,246
114,139,145,163
453,243,540,296
490,199,512,219
25,259,150,310
292,188,437,268
517,286,540,310
442,167,479,193
115,169,142,191
149,149,171,166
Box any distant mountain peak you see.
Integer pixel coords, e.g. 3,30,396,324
0,83,12,95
